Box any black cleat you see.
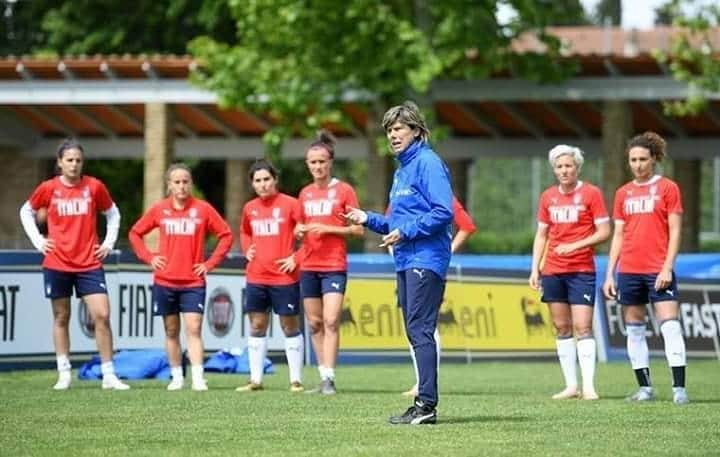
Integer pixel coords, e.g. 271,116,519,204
389,402,437,425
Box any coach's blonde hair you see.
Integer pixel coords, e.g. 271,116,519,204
381,100,430,142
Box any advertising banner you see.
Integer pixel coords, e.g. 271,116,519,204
339,278,554,351
0,265,292,356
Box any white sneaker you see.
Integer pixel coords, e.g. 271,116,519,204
167,377,184,391
626,386,655,402
582,388,600,400
102,374,131,390
672,387,690,405
192,379,208,391
53,371,71,390
552,386,579,400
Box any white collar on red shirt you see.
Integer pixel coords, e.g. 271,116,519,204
632,174,662,186
557,180,583,195
314,177,339,189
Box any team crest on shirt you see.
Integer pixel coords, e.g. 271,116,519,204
272,207,281,219
189,208,198,218
328,188,336,199
82,187,90,199
163,209,172,216
573,194,582,205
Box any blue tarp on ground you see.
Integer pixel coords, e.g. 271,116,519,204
78,348,275,380
204,349,274,374
79,349,171,380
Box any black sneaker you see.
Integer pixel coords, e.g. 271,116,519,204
388,402,437,425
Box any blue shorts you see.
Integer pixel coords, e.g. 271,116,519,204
43,268,107,299
300,271,347,299
617,272,679,305
152,285,206,315
541,273,595,306
244,283,300,316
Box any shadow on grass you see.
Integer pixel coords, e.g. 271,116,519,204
440,414,531,425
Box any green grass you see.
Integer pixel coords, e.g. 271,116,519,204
2,360,719,457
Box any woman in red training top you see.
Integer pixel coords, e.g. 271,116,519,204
237,159,305,393
529,144,609,401
129,163,232,391
296,131,364,395
603,131,689,405
19,138,129,391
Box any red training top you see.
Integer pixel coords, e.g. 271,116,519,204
129,197,233,288
537,181,609,275
297,178,359,272
452,196,477,234
28,175,114,272
241,193,302,285
612,175,683,274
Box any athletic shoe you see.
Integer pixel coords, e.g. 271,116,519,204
401,385,418,397
290,381,304,393
53,371,71,390
551,386,579,400
102,374,131,390
235,381,263,392
191,379,208,392
582,389,600,400
625,386,655,402
672,387,690,405
167,377,184,391
320,379,337,395
389,401,437,425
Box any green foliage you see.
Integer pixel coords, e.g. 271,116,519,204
466,231,535,254
190,1,583,157
1,0,237,55
654,3,720,116
3,362,720,456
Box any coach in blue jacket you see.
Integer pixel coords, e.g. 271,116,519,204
345,101,453,425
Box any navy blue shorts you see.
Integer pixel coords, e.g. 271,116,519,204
244,283,300,316
152,285,206,315
43,268,107,299
541,273,596,306
300,271,347,299
617,272,679,305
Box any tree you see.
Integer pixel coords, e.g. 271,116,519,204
1,0,236,55
189,0,583,250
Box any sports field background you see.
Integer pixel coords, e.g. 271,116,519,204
2,360,719,457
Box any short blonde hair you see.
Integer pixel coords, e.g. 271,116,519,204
381,100,430,142
548,144,584,170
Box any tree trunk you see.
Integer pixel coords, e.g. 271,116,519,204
363,104,392,253
446,159,471,205
673,159,701,252
601,101,632,211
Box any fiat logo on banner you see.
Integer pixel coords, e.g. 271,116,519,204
207,287,235,337
77,298,96,339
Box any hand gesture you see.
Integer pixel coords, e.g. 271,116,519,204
151,255,167,271
343,206,367,225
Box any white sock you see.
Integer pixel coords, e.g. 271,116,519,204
556,337,577,389
100,361,115,377
626,323,650,370
191,365,204,384
325,367,335,381
248,336,267,385
660,320,687,367
171,366,183,380
284,334,304,384
56,354,71,372
577,338,597,392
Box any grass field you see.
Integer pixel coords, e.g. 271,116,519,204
2,360,719,457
